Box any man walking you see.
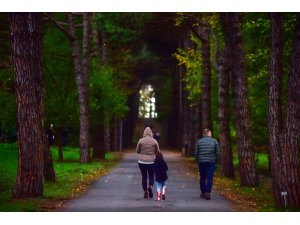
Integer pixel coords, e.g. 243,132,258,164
195,128,220,200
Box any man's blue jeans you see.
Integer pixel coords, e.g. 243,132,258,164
198,162,216,194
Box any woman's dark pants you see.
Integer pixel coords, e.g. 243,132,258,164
138,163,154,191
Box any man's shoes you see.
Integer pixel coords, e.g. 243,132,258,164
205,192,211,200
148,187,153,198
144,191,148,199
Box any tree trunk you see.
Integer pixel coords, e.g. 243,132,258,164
123,92,138,147
81,13,91,161
187,104,201,156
44,143,56,182
219,49,234,178
268,12,284,207
111,118,119,151
90,13,112,153
56,128,63,162
181,86,188,156
186,104,193,156
220,12,259,186
200,26,212,131
91,12,101,59
181,31,190,155
8,13,45,197
171,65,179,149
101,31,108,65
268,13,300,209
104,124,110,152
101,30,111,152
119,120,123,151
68,13,90,163
279,13,300,208
177,50,184,150
193,102,201,146
92,125,105,159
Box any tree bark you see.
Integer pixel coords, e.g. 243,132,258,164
56,128,64,162
180,30,190,155
81,12,90,161
218,48,235,178
220,12,259,186
279,13,300,208
90,13,112,152
101,30,111,152
111,118,120,151
68,13,90,163
200,26,212,131
92,125,105,159
268,13,300,209
186,103,193,156
9,12,45,197
193,102,201,147
268,12,284,207
123,92,139,147
101,31,108,65
104,124,110,152
177,43,184,150
44,143,56,182
91,12,101,59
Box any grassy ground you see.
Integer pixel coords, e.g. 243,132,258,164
0,143,121,212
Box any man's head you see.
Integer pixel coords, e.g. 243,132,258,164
203,128,212,137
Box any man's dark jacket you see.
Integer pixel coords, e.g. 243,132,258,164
195,136,220,163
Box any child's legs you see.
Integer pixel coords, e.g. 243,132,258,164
162,181,167,194
156,181,162,192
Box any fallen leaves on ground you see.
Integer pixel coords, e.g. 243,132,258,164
214,177,258,211
39,198,69,211
180,153,272,212
71,168,108,198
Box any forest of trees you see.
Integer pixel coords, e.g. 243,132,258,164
0,12,299,209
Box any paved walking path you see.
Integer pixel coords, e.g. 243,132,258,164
63,149,233,212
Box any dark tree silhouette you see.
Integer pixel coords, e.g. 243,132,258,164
268,12,284,207
9,12,46,197
218,48,234,178
280,12,300,208
269,13,300,209
199,24,212,131
220,12,259,186
68,12,90,163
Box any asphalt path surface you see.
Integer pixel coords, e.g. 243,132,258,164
63,149,233,212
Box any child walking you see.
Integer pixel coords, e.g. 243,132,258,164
153,152,168,201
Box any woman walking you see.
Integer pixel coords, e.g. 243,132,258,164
136,127,160,198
